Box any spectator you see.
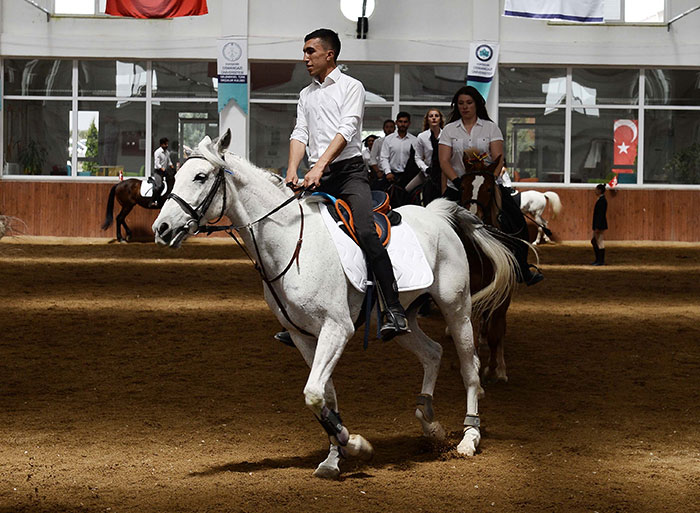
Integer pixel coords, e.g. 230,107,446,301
414,108,445,205
369,119,396,185
379,111,419,189
591,183,608,265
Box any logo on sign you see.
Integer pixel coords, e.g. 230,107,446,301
223,42,243,62
476,44,493,62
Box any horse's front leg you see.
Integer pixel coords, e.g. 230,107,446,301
303,322,374,473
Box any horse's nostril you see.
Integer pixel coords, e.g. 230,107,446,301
158,222,170,235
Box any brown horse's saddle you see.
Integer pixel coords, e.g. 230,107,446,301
313,191,401,247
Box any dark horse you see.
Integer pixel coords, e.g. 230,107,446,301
101,168,176,242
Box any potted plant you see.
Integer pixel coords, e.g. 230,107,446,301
18,140,47,175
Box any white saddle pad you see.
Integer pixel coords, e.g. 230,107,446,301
318,204,434,293
139,179,156,198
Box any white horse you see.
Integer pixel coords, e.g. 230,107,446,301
518,190,562,245
153,130,517,479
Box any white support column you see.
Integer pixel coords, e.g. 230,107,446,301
71,60,78,177
472,0,501,118
0,59,4,175
637,69,645,185
219,0,249,158
564,68,572,184
145,61,153,177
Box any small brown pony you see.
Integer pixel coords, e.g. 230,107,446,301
101,168,176,242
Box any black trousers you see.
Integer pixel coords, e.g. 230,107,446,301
319,156,401,309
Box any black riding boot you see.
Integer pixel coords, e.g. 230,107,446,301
591,237,600,265
372,251,409,341
594,248,605,266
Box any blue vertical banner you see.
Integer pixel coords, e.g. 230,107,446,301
466,42,500,101
217,37,248,114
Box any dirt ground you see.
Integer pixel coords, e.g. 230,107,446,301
0,237,698,513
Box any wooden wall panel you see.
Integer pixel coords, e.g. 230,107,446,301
1,180,699,241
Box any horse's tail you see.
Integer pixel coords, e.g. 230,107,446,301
544,191,562,219
427,199,518,318
101,183,118,230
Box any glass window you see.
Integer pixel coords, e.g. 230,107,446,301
341,63,393,102
250,62,393,102
152,101,219,167
625,0,664,22
572,68,640,105
400,65,466,103
571,107,639,184
76,100,146,176
153,61,218,98
645,69,700,106
3,59,72,96
79,60,149,98
249,103,298,173
3,100,72,175
363,106,394,138
499,107,566,183
499,67,567,104
644,110,700,185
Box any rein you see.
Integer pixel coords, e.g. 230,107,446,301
167,155,314,336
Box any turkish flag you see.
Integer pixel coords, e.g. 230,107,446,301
608,174,618,188
105,0,208,18
613,119,638,170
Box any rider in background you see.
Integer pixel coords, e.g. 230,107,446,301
438,85,543,286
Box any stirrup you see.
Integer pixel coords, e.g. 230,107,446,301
526,264,544,287
380,307,410,341
274,330,294,347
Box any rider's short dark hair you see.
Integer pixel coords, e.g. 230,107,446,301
159,137,169,146
396,111,411,122
305,29,341,62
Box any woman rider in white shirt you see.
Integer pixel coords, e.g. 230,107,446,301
438,86,543,286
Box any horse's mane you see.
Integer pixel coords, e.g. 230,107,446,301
194,136,288,191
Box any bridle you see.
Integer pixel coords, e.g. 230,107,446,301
461,169,500,227
166,154,314,336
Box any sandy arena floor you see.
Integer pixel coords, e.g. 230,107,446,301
0,237,698,513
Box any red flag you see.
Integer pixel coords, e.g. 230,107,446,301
105,0,207,18
608,174,618,188
613,119,638,172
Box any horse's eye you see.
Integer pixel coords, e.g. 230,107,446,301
194,173,207,183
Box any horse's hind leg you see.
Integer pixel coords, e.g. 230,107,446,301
397,308,446,441
536,213,551,243
482,304,509,383
116,204,134,242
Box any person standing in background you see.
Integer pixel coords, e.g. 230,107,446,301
591,183,608,266
414,108,444,205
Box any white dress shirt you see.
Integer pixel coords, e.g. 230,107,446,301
439,117,503,178
289,66,365,164
368,136,385,166
415,128,442,174
379,132,417,175
153,146,171,171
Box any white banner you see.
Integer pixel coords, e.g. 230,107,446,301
467,42,499,101
217,37,248,83
504,0,604,23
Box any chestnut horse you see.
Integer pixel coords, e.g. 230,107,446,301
101,168,176,242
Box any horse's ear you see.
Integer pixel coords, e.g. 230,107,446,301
486,155,502,174
216,129,232,155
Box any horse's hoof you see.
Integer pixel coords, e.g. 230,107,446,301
426,421,446,441
313,464,340,480
457,428,480,456
344,434,374,461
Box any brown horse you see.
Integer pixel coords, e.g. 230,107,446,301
459,152,516,382
101,168,176,242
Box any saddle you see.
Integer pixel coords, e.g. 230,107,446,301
313,190,401,247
